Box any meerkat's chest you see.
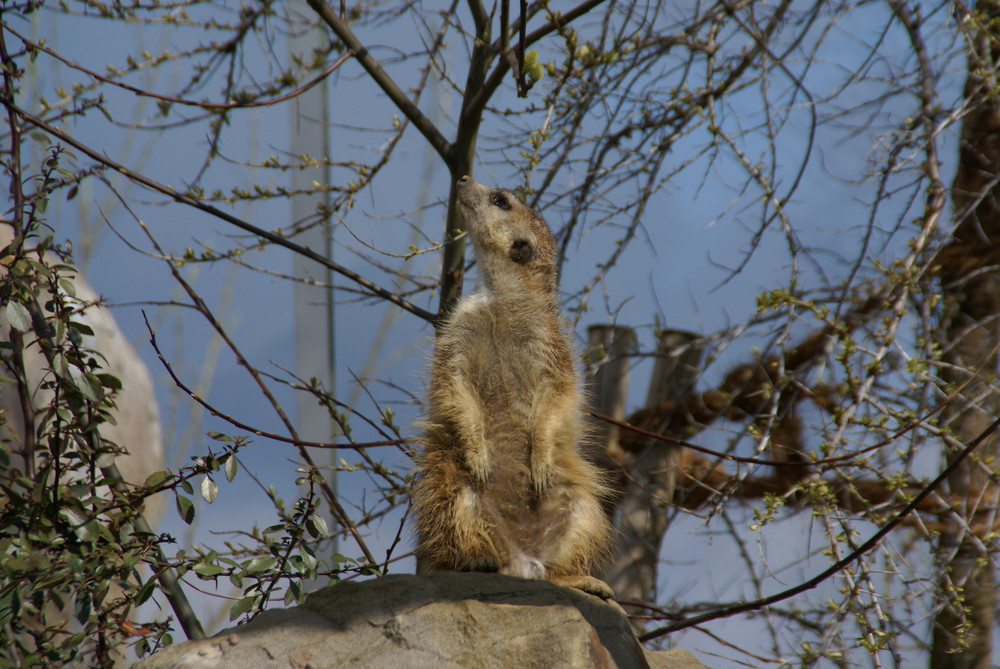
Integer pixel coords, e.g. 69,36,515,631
451,300,559,376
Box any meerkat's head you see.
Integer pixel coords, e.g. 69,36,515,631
455,176,558,296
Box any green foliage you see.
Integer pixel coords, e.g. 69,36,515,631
0,135,367,661
0,149,171,665
0,151,362,660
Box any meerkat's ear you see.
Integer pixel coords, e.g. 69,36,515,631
509,239,534,264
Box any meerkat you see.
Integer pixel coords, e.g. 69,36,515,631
411,175,613,598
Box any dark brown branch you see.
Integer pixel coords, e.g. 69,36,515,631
306,0,453,166
667,447,976,521
591,410,797,468
145,320,405,451
640,415,1000,641
597,353,979,477
517,0,528,93
470,0,607,114
916,0,1000,663
2,24,351,111
0,99,436,324
621,295,882,458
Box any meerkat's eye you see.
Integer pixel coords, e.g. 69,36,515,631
509,239,534,264
490,191,511,210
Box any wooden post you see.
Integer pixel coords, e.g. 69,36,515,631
584,324,637,469
604,329,703,626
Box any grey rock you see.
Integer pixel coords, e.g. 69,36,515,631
0,224,165,521
646,648,711,669
136,573,707,669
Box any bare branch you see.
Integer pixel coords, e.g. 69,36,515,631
2,24,351,111
307,0,454,166
0,99,437,323
640,415,1000,641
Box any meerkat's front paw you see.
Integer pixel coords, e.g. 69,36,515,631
529,453,554,495
465,447,491,484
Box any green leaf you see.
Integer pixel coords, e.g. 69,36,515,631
244,556,274,575
224,456,238,482
78,372,104,403
135,577,157,606
299,547,317,574
176,494,195,524
96,373,122,390
68,321,95,336
0,586,20,626
74,590,92,625
4,302,31,332
193,563,225,578
51,353,70,378
143,470,173,488
200,476,218,504
229,595,257,621
305,513,328,539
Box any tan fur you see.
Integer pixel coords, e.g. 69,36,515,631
411,176,613,598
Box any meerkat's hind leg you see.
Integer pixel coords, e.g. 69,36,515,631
504,552,546,580
548,574,615,600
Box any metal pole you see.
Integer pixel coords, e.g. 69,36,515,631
289,1,337,567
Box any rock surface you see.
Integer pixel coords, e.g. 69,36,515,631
135,573,707,669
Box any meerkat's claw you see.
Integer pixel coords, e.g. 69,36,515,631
529,452,554,495
530,465,553,496
466,448,491,484
548,575,615,600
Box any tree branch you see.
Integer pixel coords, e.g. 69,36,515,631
620,294,883,458
146,323,405,451
469,0,607,115
306,0,453,167
2,24,352,111
0,99,437,324
639,415,1000,641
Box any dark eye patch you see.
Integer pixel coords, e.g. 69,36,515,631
509,239,534,264
490,191,511,210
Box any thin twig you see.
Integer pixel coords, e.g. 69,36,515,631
122,205,380,568
0,99,437,324
306,0,453,164
1,24,351,111
639,415,1000,641
145,321,406,450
